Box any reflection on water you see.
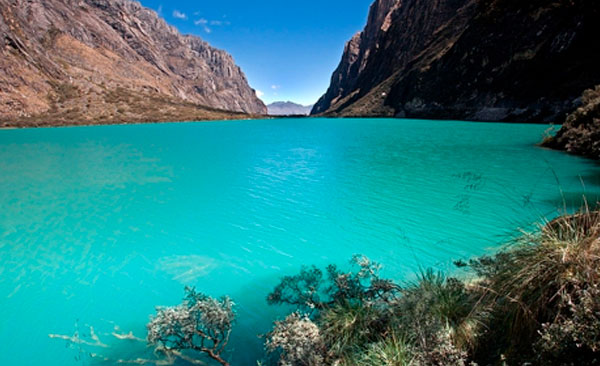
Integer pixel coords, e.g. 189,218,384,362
0,118,599,365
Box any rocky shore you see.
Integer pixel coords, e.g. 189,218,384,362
543,86,600,160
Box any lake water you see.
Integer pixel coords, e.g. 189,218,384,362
1,118,599,365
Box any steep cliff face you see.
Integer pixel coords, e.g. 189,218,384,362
313,0,600,123
312,0,401,115
0,0,266,126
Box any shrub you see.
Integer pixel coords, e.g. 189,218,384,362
266,262,477,366
267,265,326,311
265,312,326,366
147,286,235,366
267,255,400,313
411,328,470,366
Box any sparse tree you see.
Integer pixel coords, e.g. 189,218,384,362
267,255,400,313
147,287,235,366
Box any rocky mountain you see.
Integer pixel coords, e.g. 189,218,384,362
0,0,266,126
313,0,600,124
543,86,600,160
267,101,313,116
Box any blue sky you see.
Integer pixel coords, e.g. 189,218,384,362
138,0,374,106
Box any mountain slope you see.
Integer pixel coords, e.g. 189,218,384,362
267,101,313,116
313,0,600,123
0,0,266,126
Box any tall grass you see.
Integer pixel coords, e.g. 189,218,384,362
354,334,413,366
320,302,389,357
470,205,600,363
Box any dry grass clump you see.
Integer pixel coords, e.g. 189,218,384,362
320,302,391,358
354,334,413,366
395,271,484,359
470,206,600,364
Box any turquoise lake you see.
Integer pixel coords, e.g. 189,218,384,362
1,118,599,365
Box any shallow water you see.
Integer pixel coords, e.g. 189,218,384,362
0,118,599,365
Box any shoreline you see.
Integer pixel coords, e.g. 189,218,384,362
0,115,274,130
0,114,555,130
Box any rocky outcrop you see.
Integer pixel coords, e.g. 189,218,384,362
543,86,600,160
313,0,600,124
0,0,266,126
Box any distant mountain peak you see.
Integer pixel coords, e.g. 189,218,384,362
267,101,314,116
